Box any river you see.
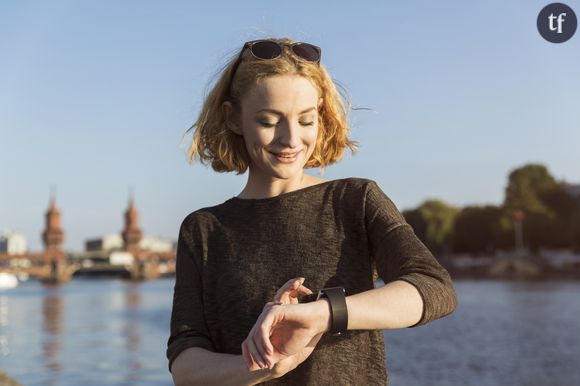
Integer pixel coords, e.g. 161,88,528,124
1,278,579,385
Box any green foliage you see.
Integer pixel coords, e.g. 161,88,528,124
502,164,580,252
523,211,570,252
503,164,558,215
403,163,580,254
403,199,459,254
453,205,504,253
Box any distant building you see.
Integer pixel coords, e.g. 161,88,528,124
86,234,174,253
85,234,124,252
0,230,27,255
139,235,174,252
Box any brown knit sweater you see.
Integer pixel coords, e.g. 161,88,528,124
166,177,458,385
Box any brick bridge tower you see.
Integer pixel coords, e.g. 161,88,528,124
121,190,143,252
121,189,152,280
41,189,67,283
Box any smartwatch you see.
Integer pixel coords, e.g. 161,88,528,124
316,286,348,336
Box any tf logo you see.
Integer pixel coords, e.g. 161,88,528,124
537,3,577,43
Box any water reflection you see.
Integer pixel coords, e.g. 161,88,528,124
42,289,64,382
1,279,174,386
0,295,8,357
122,282,142,384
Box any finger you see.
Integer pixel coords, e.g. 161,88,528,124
247,334,267,369
257,311,275,357
251,307,278,368
259,307,291,365
283,285,313,305
247,351,263,371
287,282,313,305
273,277,303,302
242,339,260,371
253,304,284,367
251,310,276,368
291,284,313,297
245,314,266,369
241,339,253,370
274,277,305,302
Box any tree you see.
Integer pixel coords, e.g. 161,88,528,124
503,163,558,215
453,205,504,254
502,163,564,253
403,199,459,255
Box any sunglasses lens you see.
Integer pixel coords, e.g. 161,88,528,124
292,43,320,62
251,41,282,59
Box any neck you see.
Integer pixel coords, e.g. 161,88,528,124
237,170,310,199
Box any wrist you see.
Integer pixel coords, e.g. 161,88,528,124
313,298,332,334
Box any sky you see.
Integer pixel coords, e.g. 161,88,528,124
1,0,579,252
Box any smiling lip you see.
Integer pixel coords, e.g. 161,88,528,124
269,150,302,157
268,150,302,163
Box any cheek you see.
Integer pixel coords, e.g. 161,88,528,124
306,126,319,144
248,130,273,152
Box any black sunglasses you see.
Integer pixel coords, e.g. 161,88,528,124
226,39,322,97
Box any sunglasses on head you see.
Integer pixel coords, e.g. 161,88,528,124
226,39,322,97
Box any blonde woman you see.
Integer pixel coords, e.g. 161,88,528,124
167,37,458,386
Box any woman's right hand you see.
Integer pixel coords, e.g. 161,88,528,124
242,277,323,378
268,330,323,379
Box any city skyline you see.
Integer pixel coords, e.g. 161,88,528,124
2,160,577,254
1,191,176,254
2,1,579,251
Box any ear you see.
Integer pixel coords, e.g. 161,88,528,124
318,97,323,109
222,101,243,136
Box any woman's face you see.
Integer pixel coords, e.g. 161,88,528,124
228,74,323,182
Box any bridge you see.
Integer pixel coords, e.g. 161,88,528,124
0,250,176,284
1,189,179,285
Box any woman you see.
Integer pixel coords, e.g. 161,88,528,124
167,37,458,385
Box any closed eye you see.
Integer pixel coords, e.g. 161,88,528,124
260,122,315,128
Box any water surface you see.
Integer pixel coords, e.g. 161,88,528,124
1,278,579,385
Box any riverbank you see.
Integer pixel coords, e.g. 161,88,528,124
439,253,580,280
0,371,23,386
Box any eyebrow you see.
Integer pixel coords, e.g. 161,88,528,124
256,107,317,115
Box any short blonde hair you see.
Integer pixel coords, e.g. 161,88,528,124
180,37,359,175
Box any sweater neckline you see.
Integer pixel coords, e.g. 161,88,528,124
226,178,346,204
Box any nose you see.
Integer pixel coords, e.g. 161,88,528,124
276,120,302,149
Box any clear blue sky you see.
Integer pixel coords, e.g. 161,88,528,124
1,0,579,252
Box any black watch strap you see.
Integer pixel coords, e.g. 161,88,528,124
316,286,348,336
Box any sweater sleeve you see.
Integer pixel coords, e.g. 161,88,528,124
166,213,216,373
364,180,458,327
